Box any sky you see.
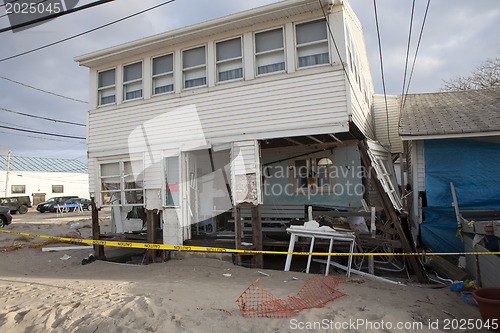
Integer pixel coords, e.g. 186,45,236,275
0,0,498,163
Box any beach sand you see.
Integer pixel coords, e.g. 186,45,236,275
0,210,488,332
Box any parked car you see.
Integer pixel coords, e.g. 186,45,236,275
63,198,92,211
0,196,31,214
37,196,78,213
0,206,12,227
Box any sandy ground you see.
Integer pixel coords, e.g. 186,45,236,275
0,209,489,333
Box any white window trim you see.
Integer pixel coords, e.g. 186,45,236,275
294,18,331,70
122,61,143,102
254,26,286,77
97,67,116,107
182,45,207,90
99,160,145,207
215,36,244,84
288,152,336,194
163,154,181,208
152,53,175,96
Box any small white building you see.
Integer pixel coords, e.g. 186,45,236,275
0,155,90,206
75,0,385,246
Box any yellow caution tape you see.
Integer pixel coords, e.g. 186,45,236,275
1,229,499,257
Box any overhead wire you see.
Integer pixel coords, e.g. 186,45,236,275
0,107,85,126
401,0,431,111
0,0,177,62
372,0,392,149
0,75,87,103
0,0,116,34
400,0,416,111
0,124,86,139
0,129,87,144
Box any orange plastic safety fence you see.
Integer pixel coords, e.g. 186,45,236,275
236,275,346,318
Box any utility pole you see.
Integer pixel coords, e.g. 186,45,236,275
4,150,11,197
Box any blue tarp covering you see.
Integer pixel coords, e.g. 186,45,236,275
421,139,500,253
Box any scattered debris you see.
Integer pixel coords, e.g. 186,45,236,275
222,273,232,277
60,254,71,261
81,254,96,265
425,256,469,281
258,271,270,277
29,231,83,248
211,308,232,316
42,245,93,252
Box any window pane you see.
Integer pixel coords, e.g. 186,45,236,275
184,67,206,88
98,69,115,88
102,191,121,205
298,42,329,67
153,54,173,75
218,59,243,82
296,19,327,45
256,50,285,74
217,37,242,61
255,28,283,53
294,160,308,189
101,163,119,177
11,185,25,194
183,46,206,69
125,190,144,205
153,74,174,94
165,156,180,206
123,62,142,82
99,87,115,105
52,185,64,193
124,81,142,100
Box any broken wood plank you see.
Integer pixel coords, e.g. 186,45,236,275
91,197,104,259
251,205,264,269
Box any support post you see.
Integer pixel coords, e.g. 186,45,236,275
251,205,263,268
146,209,157,263
233,206,242,265
91,197,104,259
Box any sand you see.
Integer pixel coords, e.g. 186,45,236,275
0,209,489,333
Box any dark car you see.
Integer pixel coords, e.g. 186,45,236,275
37,196,78,213
0,206,12,227
64,198,92,211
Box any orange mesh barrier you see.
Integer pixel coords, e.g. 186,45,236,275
236,275,346,318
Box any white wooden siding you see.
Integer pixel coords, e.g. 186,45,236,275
414,140,425,191
230,140,262,205
373,94,403,153
88,70,349,158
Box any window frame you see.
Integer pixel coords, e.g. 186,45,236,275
122,61,143,101
97,67,116,106
254,26,286,77
11,185,26,194
215,36,244,83
288,151,335,194
52,185,64,193
152,53,175,96
164,155,180,207
294,18,330,70
182,45,207,89
99,160,145,207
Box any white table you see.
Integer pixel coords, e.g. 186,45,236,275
284,226,356,277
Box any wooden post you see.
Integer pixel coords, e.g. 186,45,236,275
358,140,428,283
146,210,157,263
251,205,263,268
234,206,242,265
91,197,104,259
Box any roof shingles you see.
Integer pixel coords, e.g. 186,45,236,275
0,156,87,173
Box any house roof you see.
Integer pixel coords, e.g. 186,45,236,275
399,87,500,138
0,156,88,173
74,0,338,68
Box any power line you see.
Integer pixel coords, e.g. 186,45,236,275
0,0,177,62
0,129,87,144
0,124,86,140
402,0,431,111
0,107,86,126
0,0,116,34
0,75,88,103
400,0,416,111
373,0,391,149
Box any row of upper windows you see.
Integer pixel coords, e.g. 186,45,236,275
97,19,330,106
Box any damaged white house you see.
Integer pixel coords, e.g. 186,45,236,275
75,0,410,269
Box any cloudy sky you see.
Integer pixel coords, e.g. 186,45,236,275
0,0,498,163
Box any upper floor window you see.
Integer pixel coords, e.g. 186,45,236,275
255,28,285,75
97,68,115,105
52,185,64,193
123,62,143,100
216,37,243,82
11,185,25,194
296,19,329,68
152,53,174,95
183,46,206,88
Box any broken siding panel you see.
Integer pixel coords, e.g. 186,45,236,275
87,70,348,154
415,140,425,191
231,140,262,205
373,94,403,153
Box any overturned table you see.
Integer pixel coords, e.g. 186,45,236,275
284,222,356,277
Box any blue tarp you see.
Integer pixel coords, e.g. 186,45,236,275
421,139,500,253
